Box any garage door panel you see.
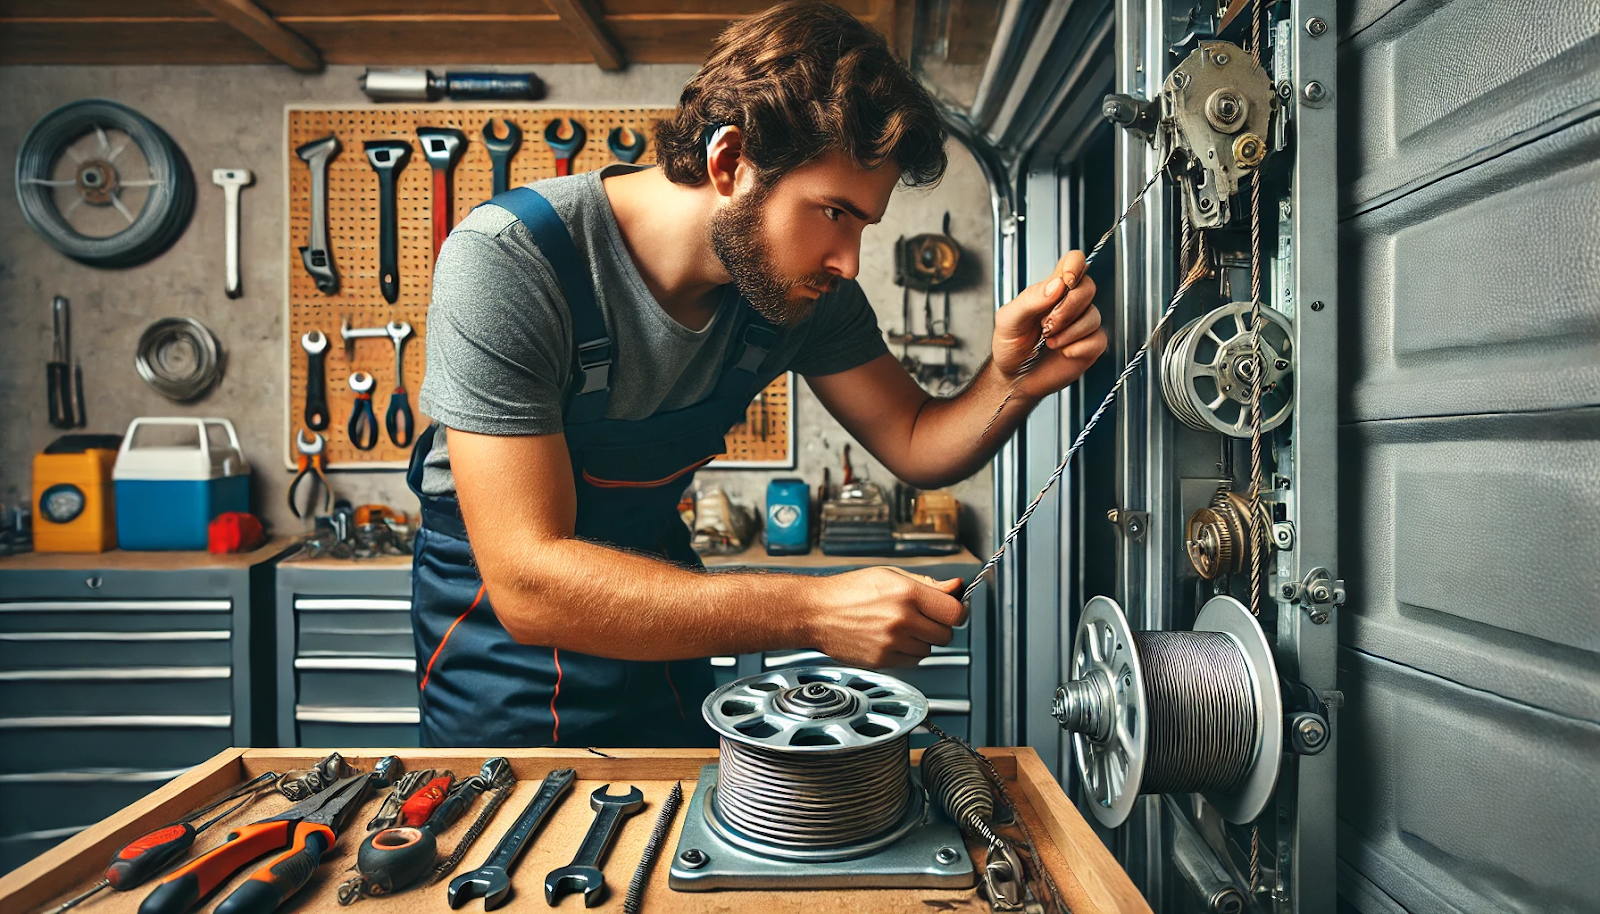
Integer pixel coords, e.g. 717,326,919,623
1338,648,1600,913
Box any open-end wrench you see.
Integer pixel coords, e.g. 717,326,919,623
482,119,521,198
606,127,646,164
447,768,575,911
384,320,415,448
543,119,585,177
211,169,252,298
544,785,645,908
417,127,466,260
364,140,411,303
301,329,329,431
341,315,391,360
295,135,340,294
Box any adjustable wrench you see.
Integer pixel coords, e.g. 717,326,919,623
211,169,252,298
301,329,329,431
447,768,575,911
543,119,586,177
606,126,646,164
364,140,411,303
482,119,521,198
295,135,340,294
418,127,466,260
544,785,645,907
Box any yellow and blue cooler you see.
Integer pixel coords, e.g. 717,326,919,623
32,434,123,553
113,417,251,551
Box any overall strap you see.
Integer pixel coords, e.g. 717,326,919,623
485,187,612,424
711,305,780,407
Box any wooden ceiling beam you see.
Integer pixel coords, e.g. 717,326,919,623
544,0,627,71
193,0,323,72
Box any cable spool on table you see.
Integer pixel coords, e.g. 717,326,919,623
1160,301,1294,437
1053,595,1282,828
676,666,974,890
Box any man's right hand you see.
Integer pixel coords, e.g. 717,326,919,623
807,567,969,668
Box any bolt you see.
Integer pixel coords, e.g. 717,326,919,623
1309,609,1329,624
1214,52,1230,66
1303,81,1329,105
1311,584,1332,603
679,848,708,869
1198,196,1214,211
1310,300,1325,312
1281,583,1297,599
1126,519,1143,536
935,846,961,865
1306,17,1328,37
1296,716,1328,747
1274,358,1290,371
1277,81,1293,100
1106,508,1119,524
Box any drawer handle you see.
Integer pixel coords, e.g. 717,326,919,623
85,576,103,590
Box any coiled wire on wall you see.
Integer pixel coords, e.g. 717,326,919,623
1135,631,1257,795
136,317,223,401
714,735,911,849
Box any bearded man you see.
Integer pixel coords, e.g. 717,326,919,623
410,0,1105,747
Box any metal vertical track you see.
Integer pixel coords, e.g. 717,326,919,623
1284,1,1340,909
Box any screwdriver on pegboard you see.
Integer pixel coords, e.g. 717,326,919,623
47,774,277,914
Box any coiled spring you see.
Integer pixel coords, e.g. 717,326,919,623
714,736,910,849
1136,631,1257,795
920,738,1001,848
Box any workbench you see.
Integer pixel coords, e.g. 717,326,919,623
0,540,296,873
0,747,1151,914
276,549,990,751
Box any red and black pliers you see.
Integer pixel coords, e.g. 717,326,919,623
138,773,375,914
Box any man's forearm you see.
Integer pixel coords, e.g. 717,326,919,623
481,537,816,661
896,357,1037,488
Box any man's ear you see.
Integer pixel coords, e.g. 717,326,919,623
706,126,745,198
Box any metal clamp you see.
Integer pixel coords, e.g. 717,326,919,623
1278,566,1344,624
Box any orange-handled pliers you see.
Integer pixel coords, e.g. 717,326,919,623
138,773,373,914
287,429,331,520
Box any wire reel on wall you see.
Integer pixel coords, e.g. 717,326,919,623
1161,301,1294,436
1053,595,1281,828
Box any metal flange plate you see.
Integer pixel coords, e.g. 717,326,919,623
1195,595,1283,823
1070,596,1148,829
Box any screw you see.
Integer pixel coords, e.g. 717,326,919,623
1274,358,1290,371
1310,300,1325,311
1214,52,1230,66
1106,508,1119,524
1311,584,1332,603
679,848,708,869
935,846,960,865
1281,583,1297,599
1198,196,1214,211
1297,716,1328,748
1303,81,1329,105
1126,519,1143,536
1306,17,1328,37
1310,609,1330,624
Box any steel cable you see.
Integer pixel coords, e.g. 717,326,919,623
1135,632,1258,795
712,736,911,849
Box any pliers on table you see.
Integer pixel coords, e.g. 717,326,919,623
287,429,332,519
138,773,375,914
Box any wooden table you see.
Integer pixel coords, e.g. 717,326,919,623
0,748,1150,914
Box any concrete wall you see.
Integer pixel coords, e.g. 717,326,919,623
0,63,995,552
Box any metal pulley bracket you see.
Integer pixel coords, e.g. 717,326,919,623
1279,566,1345,624
1159,40,1277,229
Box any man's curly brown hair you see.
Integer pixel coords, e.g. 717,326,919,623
654,1,947,189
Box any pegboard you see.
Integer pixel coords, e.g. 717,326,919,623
710,372,795,468
283,104,686,469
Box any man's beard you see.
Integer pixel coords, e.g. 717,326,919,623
709,181,835,327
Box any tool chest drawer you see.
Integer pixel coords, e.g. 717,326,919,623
276,559,418,747
0,542,289,878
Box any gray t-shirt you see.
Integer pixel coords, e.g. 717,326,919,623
417,164,889,496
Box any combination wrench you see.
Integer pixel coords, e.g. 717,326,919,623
364,140,411,303
544,785,645,907
295,135,340,294
543,119,585,177
482,119,522,198
447,768,575,911
384,320,415,448
418,127,466,260
301,329,329,431
211,169,252,298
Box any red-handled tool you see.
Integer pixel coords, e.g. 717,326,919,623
139,773,375,914
543,119,586,177
418,127,466,260
399,773,454,826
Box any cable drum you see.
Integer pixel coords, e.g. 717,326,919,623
701,667,929,862
1055,596,1281,828
1160,302,1293,437
1135,631,1256,795
136,318,224,401
15,99,194,268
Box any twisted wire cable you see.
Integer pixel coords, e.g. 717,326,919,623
713,737,910,848
1246,0,1268,892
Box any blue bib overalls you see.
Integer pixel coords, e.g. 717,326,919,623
406,187,779,748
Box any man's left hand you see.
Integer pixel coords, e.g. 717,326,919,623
991,249,1107,400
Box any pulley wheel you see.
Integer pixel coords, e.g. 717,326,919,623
704,666,927,752
1161,301,1294,437
1058,596,1148,828
14,99,194,268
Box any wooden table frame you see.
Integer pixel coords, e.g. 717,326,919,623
1,747,1150,914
